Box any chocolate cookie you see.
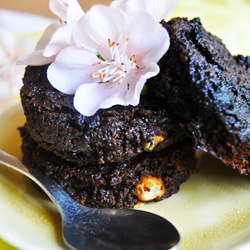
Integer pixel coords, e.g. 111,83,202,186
20,127,196,208
21,65,188,165
147,18,250,175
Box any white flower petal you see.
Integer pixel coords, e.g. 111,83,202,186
125,62,159,104
74,82,127,116
36,23,59,50
49,0,68,22
145,0,177,22
73,5,126,52
47,46,98,94
50,0,84,23
17,50,55,66
19,1,84,67
67,0,85,25
112,0,178,22
36,0,84,59
111,0,144,14
142,62,160,80
126,11,169,64
43,25,73,57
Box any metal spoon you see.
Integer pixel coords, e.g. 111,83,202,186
0,149,180,250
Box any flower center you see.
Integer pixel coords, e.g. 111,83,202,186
90,38,139,84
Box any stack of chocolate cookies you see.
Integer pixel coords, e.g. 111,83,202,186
20,63,195,208
20,17,249,208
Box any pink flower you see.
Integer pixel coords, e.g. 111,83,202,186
18,0,84,65
47,5,169,116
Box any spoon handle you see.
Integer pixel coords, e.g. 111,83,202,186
0,150,79,212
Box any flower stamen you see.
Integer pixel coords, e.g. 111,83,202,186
92,61,101,67
90,38,140,85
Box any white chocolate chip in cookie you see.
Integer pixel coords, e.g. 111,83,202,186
136,176,165,202
143,135,165,152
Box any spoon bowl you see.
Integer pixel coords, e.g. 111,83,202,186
0,149,180,250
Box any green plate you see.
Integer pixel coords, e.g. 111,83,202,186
1,1,250,249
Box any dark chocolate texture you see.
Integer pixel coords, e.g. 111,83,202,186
20,65,188,165
147,18,250,175
20,127,196,208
